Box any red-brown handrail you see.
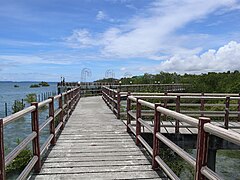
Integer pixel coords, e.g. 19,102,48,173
102,86,121,119
0,87,80,180
126,95,240,180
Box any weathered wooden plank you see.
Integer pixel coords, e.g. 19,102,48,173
47,147,143,153
44,155,150,163
38,165,155,174
45,151,146,158
30,171,163,180
32,96,162,179
42,159,152,168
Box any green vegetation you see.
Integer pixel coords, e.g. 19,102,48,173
114,71,240,93
39,81,50,87
12,100,25,113
6,139,32,176
30,81,50,88
95,78,118,83
30,84,40,88
218,150,240,159
24,93,37,103
160,148,194,178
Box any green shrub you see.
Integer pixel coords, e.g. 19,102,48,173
25,93,37,103
6,139,32,175
39,81,50,87
12,100,25,113
30,84,40,88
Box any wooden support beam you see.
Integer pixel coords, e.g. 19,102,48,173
224,96,230,129
117,91,121,119
152,103,161,169
0,119,5,180
31,102,41,172
49,97,56,145
195,117,210,180
127,92,131,133
136,98,142,146
175,96,180,133
59,94,64,130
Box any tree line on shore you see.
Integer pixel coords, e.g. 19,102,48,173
96,70,240,93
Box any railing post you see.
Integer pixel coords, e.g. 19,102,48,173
163,92,167,121
49,97,56,145
152,103,161,169
224,96,230,129
64,93,68,119
31,102,41,172
59,94,64,130
127,92,131,133
175,95,180,133
117,91,121,119
195,117,210,180
0,119,6,180
136,98,141,146
70,91,73,111
200,92,205,117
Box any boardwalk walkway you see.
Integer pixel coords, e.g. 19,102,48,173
31,96,163,179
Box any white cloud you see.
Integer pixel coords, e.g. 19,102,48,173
96,11,107,20
0,54,74,66
157,41,240,73
66,0,238,59
65,29,98,48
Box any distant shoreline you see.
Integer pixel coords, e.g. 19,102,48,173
0,81,57,83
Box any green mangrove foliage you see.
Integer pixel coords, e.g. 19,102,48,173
6,139,32,176
24,93,37,103
12,100,25,113
97,70,240,93
39,81,50,86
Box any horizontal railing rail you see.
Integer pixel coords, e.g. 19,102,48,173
102,86,240,127
125,95,240,180
0,87,81,180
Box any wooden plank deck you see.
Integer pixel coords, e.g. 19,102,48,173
30,96,163,180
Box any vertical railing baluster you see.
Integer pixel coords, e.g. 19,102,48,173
152,103,161,169
175,96,180,133
126,92,131,133
163,92,167,121
0,118,5,180
59,94,64,130
117,91,121,119
200,92,205,117
31,102,41,172
195,117,210,180
136,98,141,145
224,96,230,129
64,93,68,120
49,97,56,145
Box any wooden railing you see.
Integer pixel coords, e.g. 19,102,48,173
102,87,240,127
0,87,80,180
126,96,240,180
102,86,121,119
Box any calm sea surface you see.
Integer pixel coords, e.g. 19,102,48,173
0,82,57,153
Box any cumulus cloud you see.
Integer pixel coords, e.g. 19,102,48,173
157,41,240,73
66,0,238,59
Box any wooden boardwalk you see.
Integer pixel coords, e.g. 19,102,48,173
30,96,163,180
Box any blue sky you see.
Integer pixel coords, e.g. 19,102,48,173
0,0,240,82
